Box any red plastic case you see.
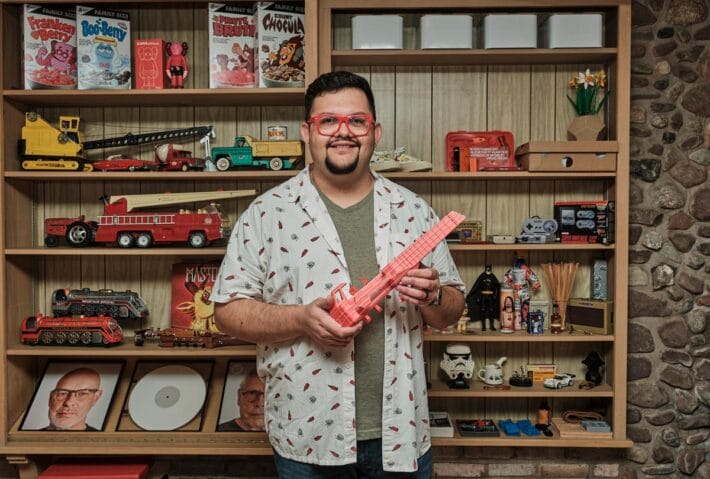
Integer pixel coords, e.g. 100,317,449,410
445,131,519,172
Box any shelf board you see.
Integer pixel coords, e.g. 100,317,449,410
5,247,228,256
7,342,257,358
332,48,618,67
448,243,614,251
428,380,613,398
424,331,614,342
3,88,305,108
432,434,632,448
4,170,616,181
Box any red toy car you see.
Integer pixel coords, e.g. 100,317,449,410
93,154,157,172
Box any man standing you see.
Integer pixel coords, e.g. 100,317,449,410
45,367,103,431
213,71,465,476
218,368,265,432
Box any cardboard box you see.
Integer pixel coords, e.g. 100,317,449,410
352,15,403,49
541,14,603,48
446,131,518,172
76,6,131,89
23,4,77,90
420,15,472,49
554,200,615,244
208,3,256,88
429,411,454,437
255,2,305,87
516,141,617,172
483,14,536,49
567,298,614,334
526,364,556,382
134,39,166,89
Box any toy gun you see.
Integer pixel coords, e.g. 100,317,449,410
329,211,465,327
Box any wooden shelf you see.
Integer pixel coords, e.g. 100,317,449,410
3,88,305,108
428,380,613,398
448,243,614,251
423,331,615,342
4,170,616,181
6,342,257,358
5,247,229,256
332,48,618,67
432,434,632,448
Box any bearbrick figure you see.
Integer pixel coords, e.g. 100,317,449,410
36,40,76,74
166,41,189,88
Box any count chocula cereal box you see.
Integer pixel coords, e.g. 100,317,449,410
254,2,305,88
208,3,256,89
23,5,77,90
76,5,131,90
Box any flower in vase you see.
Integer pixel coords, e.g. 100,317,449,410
567,68,610,116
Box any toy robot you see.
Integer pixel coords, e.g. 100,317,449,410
466,265,500,331
503,257,541,331
440,344,475,389
166,41,189,88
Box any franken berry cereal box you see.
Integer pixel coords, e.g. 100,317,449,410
255,2,305,88
23,5,77,90
76,6,131,90
209,3,256,88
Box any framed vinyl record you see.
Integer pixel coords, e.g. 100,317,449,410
118,361,213,432
217,360,265,432
21,360,123,431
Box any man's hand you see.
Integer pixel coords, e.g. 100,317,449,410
299,295,363,348
395,266,440,306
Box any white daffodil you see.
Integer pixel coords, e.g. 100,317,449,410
577,68,595,89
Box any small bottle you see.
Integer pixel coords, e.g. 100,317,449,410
550,302,563,334
537,399,551,426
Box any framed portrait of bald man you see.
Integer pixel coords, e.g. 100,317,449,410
21,360,123,431
217,360,265,432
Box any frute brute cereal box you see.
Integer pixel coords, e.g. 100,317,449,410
23,4,77,90
76,5,131,89
209,3,256,88
255,2,305,88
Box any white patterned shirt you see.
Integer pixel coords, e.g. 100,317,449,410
211,168,464,472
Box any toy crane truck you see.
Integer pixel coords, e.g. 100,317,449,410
44,189,255,248
211,135,303,171
18,111,215,171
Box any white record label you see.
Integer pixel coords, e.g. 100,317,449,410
128,364,207,431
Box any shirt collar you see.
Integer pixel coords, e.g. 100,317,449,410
287,167,405,206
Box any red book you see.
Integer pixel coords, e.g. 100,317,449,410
171,262,221,331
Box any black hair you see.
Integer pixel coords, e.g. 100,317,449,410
304,71,377,121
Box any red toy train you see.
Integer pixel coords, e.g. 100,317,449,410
20,314,123,346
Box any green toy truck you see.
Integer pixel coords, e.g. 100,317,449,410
211,135,304,171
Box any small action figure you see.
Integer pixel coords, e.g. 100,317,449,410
500,290,515,333
166,41,189,88
503,257,541,331
466,265,500,331
582,351,605,386
440,344,475,389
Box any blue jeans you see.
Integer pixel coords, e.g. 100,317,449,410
273,439,433,478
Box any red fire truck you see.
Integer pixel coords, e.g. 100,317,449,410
43,190,255,248
20,314,124,346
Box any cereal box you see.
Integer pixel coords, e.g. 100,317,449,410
76,6,131,90
134,39,167,89
254,2,305,88
208,3,256,89
23,5,77,90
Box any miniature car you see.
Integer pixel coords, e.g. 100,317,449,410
93,154,156,172
543,373,576,389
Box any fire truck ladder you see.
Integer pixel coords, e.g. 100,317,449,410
83,126,215,150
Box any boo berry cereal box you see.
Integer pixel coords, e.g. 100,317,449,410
208,3,256,88
76,6,131,90
255,2,305,88
23,5,77,90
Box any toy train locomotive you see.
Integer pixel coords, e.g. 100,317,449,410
20,314,123,346
52,288,149,319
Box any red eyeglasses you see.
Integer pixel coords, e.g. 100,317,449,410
307,114,374,137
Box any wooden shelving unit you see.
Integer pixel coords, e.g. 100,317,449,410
0,0,631,471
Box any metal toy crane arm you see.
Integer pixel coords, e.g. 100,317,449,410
84,126,215,150
329,211,465,327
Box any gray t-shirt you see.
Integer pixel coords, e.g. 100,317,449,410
319,188,384,441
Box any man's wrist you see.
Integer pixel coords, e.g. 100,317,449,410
430,286,442,306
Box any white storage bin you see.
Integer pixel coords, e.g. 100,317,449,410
420,15,473,49
483,14,537,49
352,15,403,49
541,14,603,48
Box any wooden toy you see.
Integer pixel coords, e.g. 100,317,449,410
328,211,465,327
43,190,255,248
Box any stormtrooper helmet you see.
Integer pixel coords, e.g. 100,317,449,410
440,343,475,380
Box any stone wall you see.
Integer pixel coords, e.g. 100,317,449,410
2,1,707,479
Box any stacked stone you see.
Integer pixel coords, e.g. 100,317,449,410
628,0,709,477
